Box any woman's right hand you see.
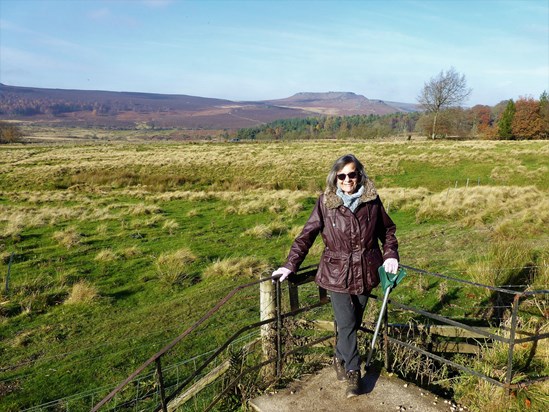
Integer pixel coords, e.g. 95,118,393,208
272,267,292,282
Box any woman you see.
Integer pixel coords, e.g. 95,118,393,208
272,154,399,398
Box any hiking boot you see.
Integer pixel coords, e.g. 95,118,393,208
345,370,361,398
333,356,346,381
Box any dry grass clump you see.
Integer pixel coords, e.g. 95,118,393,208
145,215,164,228
95,223,109,236
227,199,269,215
128,203,162,215
378,187,430,212
223,189,312,216
94,249,118,263
64,280,99,304
1,212,25,239
494,197,549,238
243,222,288,239
415,186,545,226
1,205,95,240
154,190,215,202
162,219,179,235
155,248,197,286
490,164,548,183
120,245,142,259
53,226,82,249
187,209,201,218
203,256,270,280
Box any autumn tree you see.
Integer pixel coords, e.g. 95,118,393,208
417,67,472,139
470,105,493,138
511,97,544,140
0,121,23,143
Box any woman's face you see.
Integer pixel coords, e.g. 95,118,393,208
336,162,358,195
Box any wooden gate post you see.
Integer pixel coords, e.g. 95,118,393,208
260,279,277,379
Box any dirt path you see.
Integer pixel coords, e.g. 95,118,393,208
250,366,463,412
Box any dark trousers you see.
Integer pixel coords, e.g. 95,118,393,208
330,290,369,372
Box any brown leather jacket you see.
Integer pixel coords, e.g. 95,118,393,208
283,179,399,295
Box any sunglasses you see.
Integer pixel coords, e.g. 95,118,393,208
337,172,358,181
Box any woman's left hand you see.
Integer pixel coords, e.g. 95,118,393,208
383,258,399,274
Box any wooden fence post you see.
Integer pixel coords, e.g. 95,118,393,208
260,279,277,379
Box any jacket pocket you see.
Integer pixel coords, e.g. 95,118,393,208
320,251,349,288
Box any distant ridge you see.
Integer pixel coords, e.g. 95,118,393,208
263,91,405,116
0,84,419,129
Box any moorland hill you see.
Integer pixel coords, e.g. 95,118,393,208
0,84,418,129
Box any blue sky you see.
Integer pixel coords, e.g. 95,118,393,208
1,0,547,105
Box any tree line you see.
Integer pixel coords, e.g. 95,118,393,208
0,94,167,117
232,93,548,141
233,112,420,140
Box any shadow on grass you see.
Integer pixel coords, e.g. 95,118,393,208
477,264,535,322
429,287,460,314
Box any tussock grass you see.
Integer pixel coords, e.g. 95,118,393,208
155,248,197,286
494,197,549,238
95,223,109,236
415,186,545,226
128,203,162,215
243,222,288,239
225,192,312,216
491,165,548,184
187,209,201,217
64,280,99,304
203,256,270,280
465,240,533,293
120,245,142,259
94,249,118,263
52,226,82,248
162,219,179,235
378,187,430,212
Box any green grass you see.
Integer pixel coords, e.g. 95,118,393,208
0,139,548,411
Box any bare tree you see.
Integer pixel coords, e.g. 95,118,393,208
417,67,472,139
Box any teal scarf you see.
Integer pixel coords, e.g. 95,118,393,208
336,185,364,213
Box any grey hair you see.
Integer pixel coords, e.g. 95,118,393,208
326,154,368,192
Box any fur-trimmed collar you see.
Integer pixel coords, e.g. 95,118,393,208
323,178,378,209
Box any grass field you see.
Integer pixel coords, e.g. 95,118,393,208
0,138,548,411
